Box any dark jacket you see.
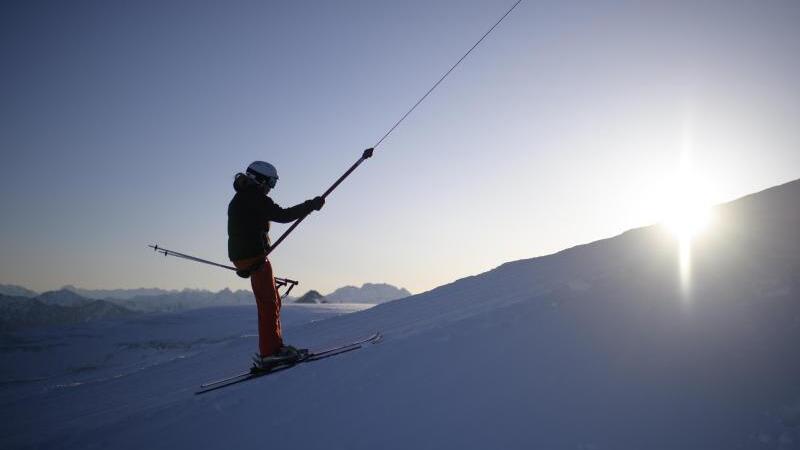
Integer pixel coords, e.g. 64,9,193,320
228,174,315,261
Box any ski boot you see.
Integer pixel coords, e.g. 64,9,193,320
250,345,308,373
276,345,309,361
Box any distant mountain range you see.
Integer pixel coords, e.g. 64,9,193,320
0,284,38,298
323,283,411,304
290,283,412,304
0,289,256,331
295,290,325,304
0,284,182,300
0,293,137,331
61,285,180,300
0,282,412,330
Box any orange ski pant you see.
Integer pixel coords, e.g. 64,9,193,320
233,256,283,357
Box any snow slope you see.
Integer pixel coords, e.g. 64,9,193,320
1,180,799,449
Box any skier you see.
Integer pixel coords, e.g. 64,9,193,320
228,161,324,368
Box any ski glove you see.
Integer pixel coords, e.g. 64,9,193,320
308,196,325,211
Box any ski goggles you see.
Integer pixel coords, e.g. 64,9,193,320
248,173,278,188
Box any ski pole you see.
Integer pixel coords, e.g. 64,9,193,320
149,244,299,291
150,244,237,271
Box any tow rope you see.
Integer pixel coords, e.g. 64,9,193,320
151,0,523,273
268,0,523,255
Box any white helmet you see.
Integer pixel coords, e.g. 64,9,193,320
246,161,279,188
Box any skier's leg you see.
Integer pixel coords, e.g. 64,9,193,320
250,259,283,356
273,260,282,341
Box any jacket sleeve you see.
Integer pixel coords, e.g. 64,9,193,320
262,197,313,224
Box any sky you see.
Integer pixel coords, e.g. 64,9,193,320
1,0,799,295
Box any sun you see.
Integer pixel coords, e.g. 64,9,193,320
661,133,714,243
660,167,714,299
663,179,712,242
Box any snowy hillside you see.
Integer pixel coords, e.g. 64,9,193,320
1,179,799,449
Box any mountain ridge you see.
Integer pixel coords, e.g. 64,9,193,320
324,282,411,304
0,284,38,298
0,294,137,331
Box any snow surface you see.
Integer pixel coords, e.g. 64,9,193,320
1,179,799,449
0,303,372,449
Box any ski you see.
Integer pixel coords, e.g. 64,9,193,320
196,332,382,394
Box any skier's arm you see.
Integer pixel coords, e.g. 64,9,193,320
264,197,324,224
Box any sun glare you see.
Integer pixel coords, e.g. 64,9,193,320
659,121,717,300
662,166,713,301
663,182,712,242
662,127,714,243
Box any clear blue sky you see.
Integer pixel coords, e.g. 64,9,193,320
2,0,799,295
